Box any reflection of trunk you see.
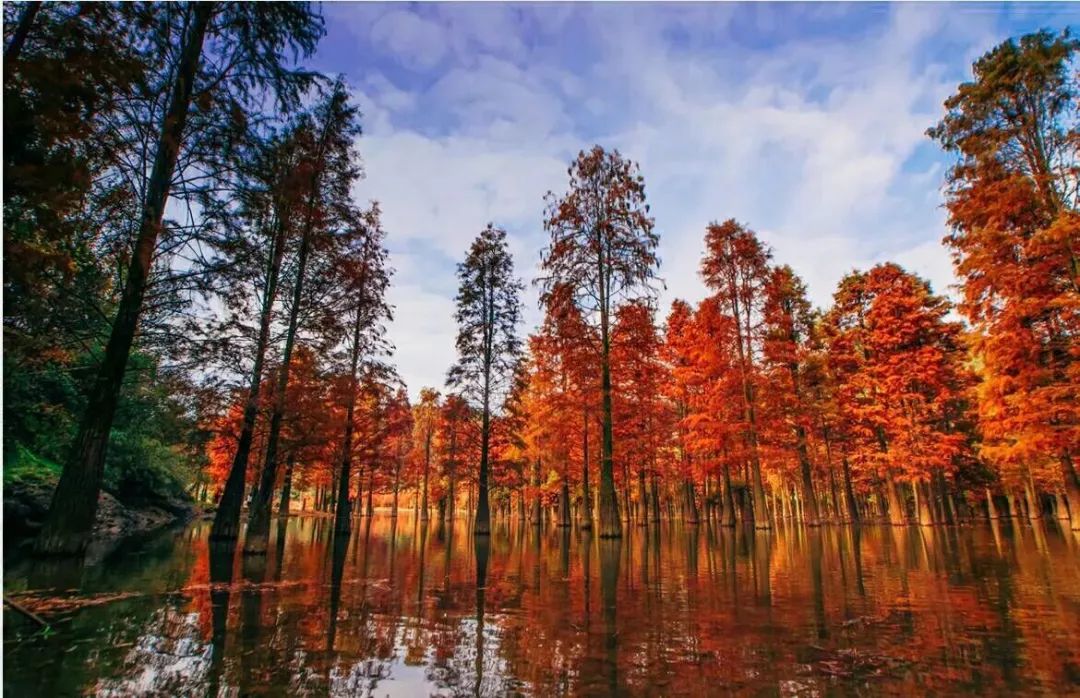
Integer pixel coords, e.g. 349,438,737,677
474,536,490,696
599,539,621,693
35,4,213,556
809,532,826,639
207,541,234,698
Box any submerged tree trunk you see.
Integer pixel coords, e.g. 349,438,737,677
35,5,213,556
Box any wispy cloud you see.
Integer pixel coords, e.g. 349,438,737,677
315,2,1074,398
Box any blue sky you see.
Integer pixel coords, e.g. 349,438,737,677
308,2,1076,399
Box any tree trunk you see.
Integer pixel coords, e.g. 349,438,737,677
637,469,648,527
3,1,42,67
683,479,699,525
475,398,492,535
916,480,934,526
278,454,295,517
580,411,592,530
841,457,860,524
884,473,905,526
420,435,431,523
558,478,571,528
366,468,374,516
35,4,213,556
243,228,315,554
598,308,621,538
650,475,661,524
1062,453,1080,531
530,458,541,526
796,426,820,526
721,463,737,527
391,464,401,518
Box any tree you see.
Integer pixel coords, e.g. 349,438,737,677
824,264,971,525
447,224,524,535
929,29,1080,529
611,301,669,527
209,118,309,541
413,388,441,523
700,220,772,529
332,205,393,536
661,300,701,524
539,146,660,538
244,81,363,555
35,2,324,556
761,265,821,525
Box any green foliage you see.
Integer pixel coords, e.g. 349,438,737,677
4,444,62,488
3,345,198,507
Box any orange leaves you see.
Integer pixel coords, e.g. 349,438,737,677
824,264,972,486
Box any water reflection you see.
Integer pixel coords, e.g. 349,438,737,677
4,517,1080,696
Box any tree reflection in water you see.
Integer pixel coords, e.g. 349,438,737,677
4,515,1080,696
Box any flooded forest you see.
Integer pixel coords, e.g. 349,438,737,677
4,3,1079,696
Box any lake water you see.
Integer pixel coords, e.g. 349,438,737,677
5,515,1080,696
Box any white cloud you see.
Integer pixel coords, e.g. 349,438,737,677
323,3,1047,398
369,10,448,71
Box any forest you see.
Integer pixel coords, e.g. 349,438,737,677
4,3,1080,695
3,4,1078,555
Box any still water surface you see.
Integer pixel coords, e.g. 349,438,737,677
5,515,1080,696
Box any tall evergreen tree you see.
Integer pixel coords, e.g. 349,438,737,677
448,224,524,536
